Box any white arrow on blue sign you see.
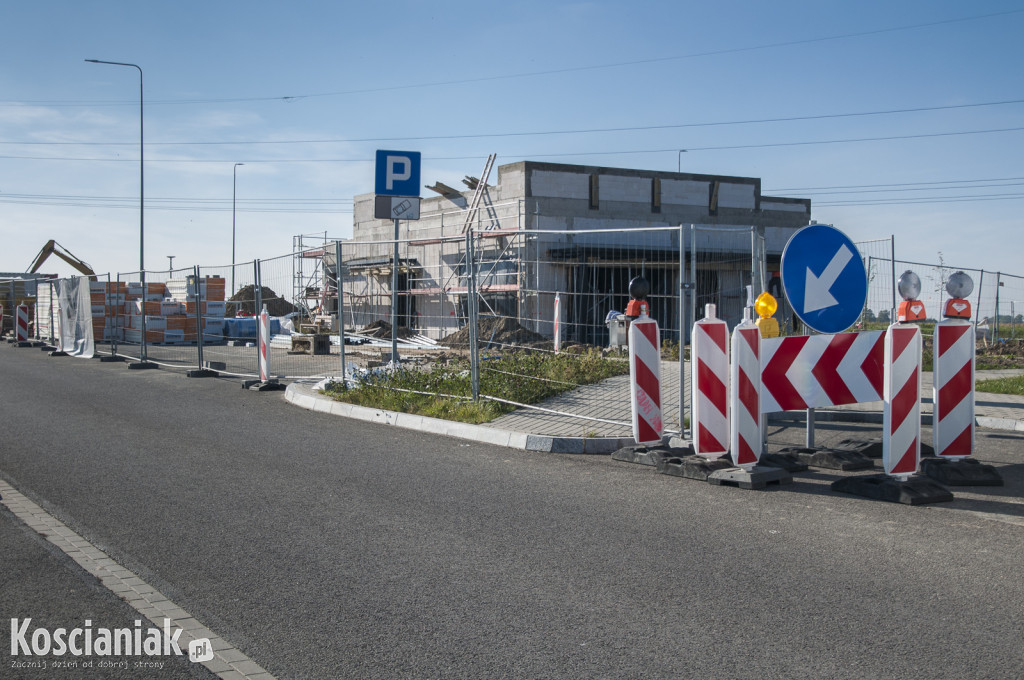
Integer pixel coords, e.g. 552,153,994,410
780,224,867,334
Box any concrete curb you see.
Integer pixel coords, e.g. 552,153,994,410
284,383,637,454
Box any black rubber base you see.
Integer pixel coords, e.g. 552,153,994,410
832,437,935,459
758,453,810,473
831,474,954,505
39,345,56,352
186,369,219,378
707,465,793,490
48,351,68,357
242,379,286,391
127,361,158,370
98,355,125,363
657,455,734,481
920,457,1003,486
777,446,874,471
611,444,693,467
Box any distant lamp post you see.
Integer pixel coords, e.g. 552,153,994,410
678,149,688,173
86,58,155,368
167,255,175,274
232,162,244,296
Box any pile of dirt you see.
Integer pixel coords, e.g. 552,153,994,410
228,285,296,317
439,316,548,348
361,320,415,339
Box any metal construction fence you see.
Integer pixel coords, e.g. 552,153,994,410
6,225,1021,439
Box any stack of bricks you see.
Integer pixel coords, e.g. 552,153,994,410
89,281,128,342
119,276,227,345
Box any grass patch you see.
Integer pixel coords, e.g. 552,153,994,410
975,374,1024,395
323,348,629,424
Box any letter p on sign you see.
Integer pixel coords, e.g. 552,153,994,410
375,149,421,197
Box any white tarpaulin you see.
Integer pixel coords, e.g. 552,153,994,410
57,278,94,358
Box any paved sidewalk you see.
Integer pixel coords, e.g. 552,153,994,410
287,365,1024,452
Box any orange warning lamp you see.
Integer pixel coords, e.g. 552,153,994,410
942,271,973,319
896,270,927,323
754,291,779,337
625,276,650,318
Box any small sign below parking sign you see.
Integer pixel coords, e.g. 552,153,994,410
374,195,421,221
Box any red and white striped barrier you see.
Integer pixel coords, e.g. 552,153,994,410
933,319,975,459
692,304,729,459
553,292,562,354
16,304,30,342
730,315,761,469
760,331,884,412
883,324,922,478
258,304,270,382
628,312,662,445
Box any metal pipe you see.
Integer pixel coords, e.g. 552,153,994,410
335,240,347,382
392,218,400,364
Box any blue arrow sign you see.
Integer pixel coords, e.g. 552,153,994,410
780,224,867,334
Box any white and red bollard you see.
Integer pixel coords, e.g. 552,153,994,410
730,309,761,470
258,304,271,382
628,309,662,445
883,323,923,479
933,319,975,459
692,304,729,459
16,304,30,343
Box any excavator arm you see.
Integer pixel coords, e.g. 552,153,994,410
27,240,98,281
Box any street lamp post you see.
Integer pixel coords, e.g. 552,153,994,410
167,255,175,274
86,59,154,368
232,163,244,296
678,149,688,173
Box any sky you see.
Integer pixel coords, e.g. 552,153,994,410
2,0,1022,282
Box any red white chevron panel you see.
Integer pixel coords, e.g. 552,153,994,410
692,314,729,458
883,324,922,477
933,320,975,458
259,305,270,382
760,331,885,413
16,304,29,342
628,316,662,445
730,321,761,469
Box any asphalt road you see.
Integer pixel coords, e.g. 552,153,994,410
2,345,1023,679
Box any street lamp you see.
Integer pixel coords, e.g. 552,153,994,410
86,59,154,368
167,255,175,274
677,149,688,173
232,162,244,296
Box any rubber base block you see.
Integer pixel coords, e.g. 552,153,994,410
611,444,693,467
920,457,1003,486
98,355,125,363
186,369,219,378
833,438,934,459
243,379,286,391
777,446,874,471
657,455,733,481
127,361,158,370
758,453,809,473
707,465,793,490
831,474,954,505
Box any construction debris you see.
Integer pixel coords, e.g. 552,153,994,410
228,285,296,317
438,316,547,349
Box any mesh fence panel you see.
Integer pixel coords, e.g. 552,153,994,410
197,262,258,377
994,272,1024,341
856,237,895,328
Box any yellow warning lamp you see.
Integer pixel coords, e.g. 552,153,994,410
896,270,927,323
942,271,973,319
754,291,779,337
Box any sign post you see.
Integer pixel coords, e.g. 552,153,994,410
374,150,421,365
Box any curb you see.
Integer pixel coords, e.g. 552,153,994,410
284,383,637,454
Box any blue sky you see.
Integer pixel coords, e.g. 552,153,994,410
2,1,1022,280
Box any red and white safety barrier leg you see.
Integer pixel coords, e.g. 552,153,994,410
883,324,922,479
628,311,662,445
259,304,270,382
692,304,729,459
730,312,761,470
933,319,975,459
16,304,30,342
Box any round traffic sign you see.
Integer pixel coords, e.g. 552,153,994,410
780,224,867,334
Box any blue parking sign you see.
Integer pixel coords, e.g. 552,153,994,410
375,150,421,197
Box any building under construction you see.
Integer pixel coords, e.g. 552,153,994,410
299,160,811,345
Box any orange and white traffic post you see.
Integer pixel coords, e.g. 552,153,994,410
692,304,730,459
933,271,975,459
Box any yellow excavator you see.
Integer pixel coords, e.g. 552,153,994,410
27,240,98,281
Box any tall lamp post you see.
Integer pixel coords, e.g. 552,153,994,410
86,59,154,368
167,255,175,274
232,163,244,296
